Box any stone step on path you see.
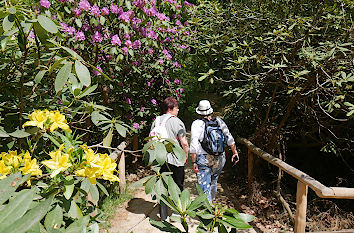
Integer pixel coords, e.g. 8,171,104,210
107,160,257,233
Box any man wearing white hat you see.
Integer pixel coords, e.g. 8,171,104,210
190,100,239,203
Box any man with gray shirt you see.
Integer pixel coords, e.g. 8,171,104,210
150,97,189,221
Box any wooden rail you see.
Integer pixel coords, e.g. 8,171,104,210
236,137,354,233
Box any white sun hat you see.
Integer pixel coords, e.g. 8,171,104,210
196,100,213,115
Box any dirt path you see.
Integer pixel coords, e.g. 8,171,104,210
106,160,257,233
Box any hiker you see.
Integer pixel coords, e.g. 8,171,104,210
190,100,239,203
150,97,189,221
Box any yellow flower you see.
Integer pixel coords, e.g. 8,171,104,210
0,160,11,179
2,151,22,169
49,111,71,132
101,156,119,182
75,167,100,185
23,109,49,129
42,145,72,177
20,158,42,177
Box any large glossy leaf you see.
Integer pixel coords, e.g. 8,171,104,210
8,129,30,138
0,126,9,137
0,189,34,229
114,123,127,137
38,15,58,34
34,70,47,84
144,176,157,194
44,205,63,230
142,141,153,154
65,215,89,233
0,173,30,205
167,175,180,203
89,182,99,203
102,128,113,147
187,194,206,211
55,63,72,93
75,60,91,87
67,201,83,219
154,141,167,165
2,195,54,233
222,215,252,229
180,189,190,212
64,176,74,200
149,219,182,233
2,14,15,32
172,144,186,163
96,181,109,196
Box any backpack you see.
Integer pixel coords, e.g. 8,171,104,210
200,117,227,156
149,115,173,141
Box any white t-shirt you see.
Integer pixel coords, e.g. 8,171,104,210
150,113,187,166
190,117,235,155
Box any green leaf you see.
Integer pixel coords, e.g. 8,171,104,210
89,182,99,203
186,195,206,211
8,129,30,138
64,176,74,200
77,84,97,99
61,46,84,61
34,70,47,84
0,189,34,229
0,127,9,137
142,141,153,154
0,173,30,205
3,14,15,32
55,63,72,93
218,224,228,233
44,205,63,230
149,219,182,233
115,123,127,137
38,15,58,34
96,181,109,196
154,141,167,165
102,128,113,147
180,189,190,211
8,7,16,14
222,215,252,229
167,175,180,203
145,176,157,194
3,195,54,233
75,60,91,87
236,213,255,223
152,178,168,201
33,22,50,45
65,215,89,233
172,144,186,163
68,201,83,219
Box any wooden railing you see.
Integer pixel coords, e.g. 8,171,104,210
237,137,354,233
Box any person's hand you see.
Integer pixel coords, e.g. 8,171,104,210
193,162,199,173
231,152,239,165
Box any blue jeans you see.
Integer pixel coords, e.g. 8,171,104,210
196,154,226,203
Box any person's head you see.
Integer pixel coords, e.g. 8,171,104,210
196,100,213,116
161,97,179,116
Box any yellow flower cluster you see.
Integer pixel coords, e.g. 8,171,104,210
23,109,71,132
0,150,42,180
41,145,119,185
75,145,119,184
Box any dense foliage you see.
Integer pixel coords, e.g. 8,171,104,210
189,0,353,156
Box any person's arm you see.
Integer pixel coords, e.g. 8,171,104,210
191,152,198,173
178,135,189,159
230,143,239,165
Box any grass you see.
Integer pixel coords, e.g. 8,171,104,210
98,183,136,230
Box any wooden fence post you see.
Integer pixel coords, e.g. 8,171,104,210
295,181,308,233
248,149,255,199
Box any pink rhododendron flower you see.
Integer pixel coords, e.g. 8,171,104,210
93,66,102,76
110,3,122,14
179,88,184,93
174,79,181,85
173,61,181,69
67,26,76,35
28,29,35,40
175,20,182,26
59,22,68,32
122,47,129,55
82,22,90,31
125,40,132,48
126,98,131,104
133,40,141,49
183,1,192,6
119,10,134,23
151,99,158,105
140,107,145,112
133,0,145,8
111,34,121,46
74,8,81,16
133,123,140,129
101,7,109,15
123,33,130,39
92,31,103,43
148,48,154,54
40,0,51,8
90,5,100,17
79,0,91,11
166,53,172,60
158,58,164,64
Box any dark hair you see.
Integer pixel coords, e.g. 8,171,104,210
161,97,179,114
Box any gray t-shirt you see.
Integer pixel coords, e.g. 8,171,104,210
150,113,187,166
